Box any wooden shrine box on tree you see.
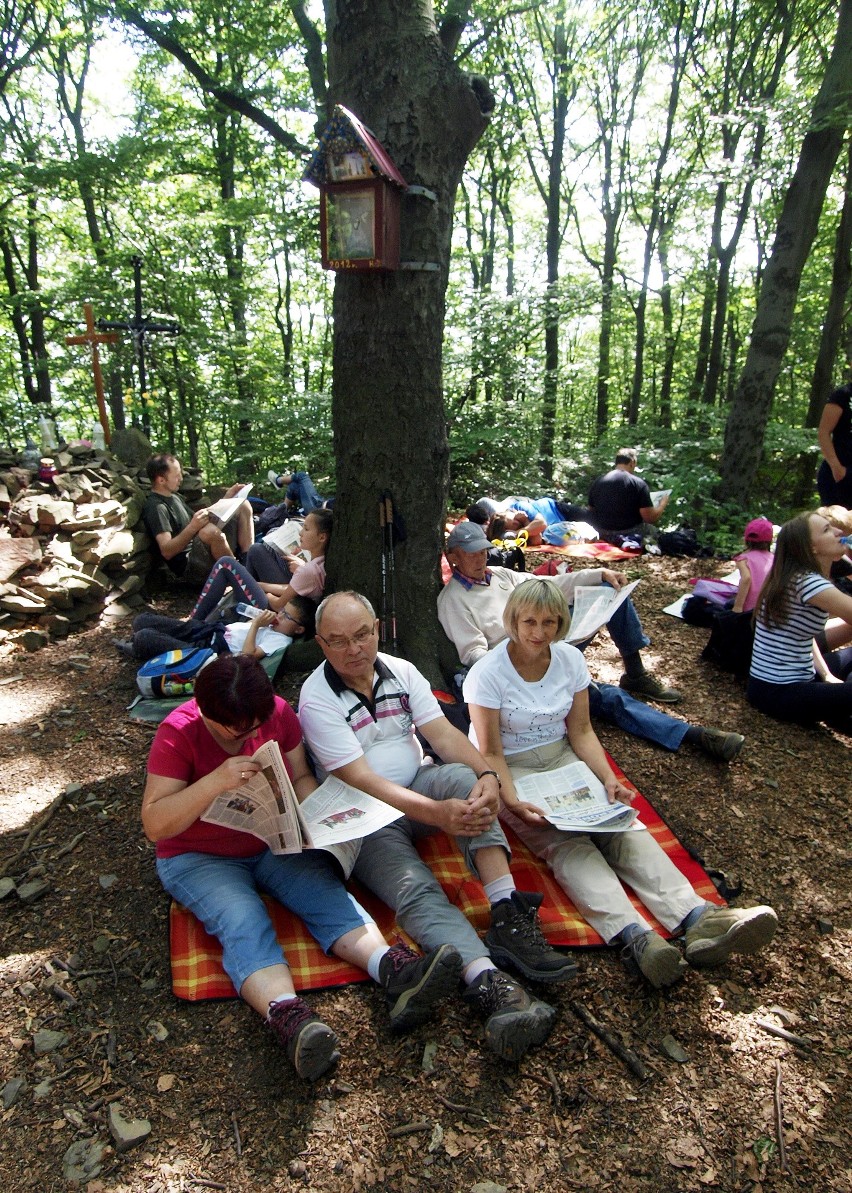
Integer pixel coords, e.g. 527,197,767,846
304,106,408,272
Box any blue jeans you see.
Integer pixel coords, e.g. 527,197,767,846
598,588,650,658
353,763,510,967
286,471,324,514
589,683,687,751
157,849,373,993
189,557,268,620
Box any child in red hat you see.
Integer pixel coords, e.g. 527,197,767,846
732,517,774,614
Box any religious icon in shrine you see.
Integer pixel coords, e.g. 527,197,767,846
304,106,407,272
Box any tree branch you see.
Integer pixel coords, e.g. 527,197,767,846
288,0,327,132
118,5,307,157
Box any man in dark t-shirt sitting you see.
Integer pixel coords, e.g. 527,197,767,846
588,448,669,541
142,454,254,584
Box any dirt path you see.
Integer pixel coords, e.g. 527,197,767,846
1,557,850,1192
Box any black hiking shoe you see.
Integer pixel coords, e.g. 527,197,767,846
267,996,340,1080
485,891,578,983
463,968,555,1061
378,942,462,1032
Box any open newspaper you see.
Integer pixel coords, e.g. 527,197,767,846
650,488,672,506
513,760,638,832
262,518,304,555
206,483,253,529
201,740,401,877
567,578,640,644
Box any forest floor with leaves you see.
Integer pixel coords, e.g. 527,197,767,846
0,554,850,1193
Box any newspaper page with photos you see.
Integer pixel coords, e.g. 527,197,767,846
206,483,253,529
201,740,401,877
513,761,638,833
566,578,640,644
262,518,304,555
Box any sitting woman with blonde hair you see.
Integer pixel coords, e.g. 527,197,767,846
464,580,776,990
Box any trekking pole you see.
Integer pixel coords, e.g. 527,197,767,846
379,495,389,650
384,491,398,654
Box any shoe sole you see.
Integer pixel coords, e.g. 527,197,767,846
292,1022,341,1081
686,908,778,968
388,944,463,1032
484,939,579,985
485,1003,556,1062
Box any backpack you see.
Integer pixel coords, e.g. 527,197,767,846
701,609,755,676
136,647,216,698
487,545,525,572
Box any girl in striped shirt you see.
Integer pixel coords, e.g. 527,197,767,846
748,511,852,729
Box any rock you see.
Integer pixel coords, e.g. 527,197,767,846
62,1137,107,1183
107,1102,152,1153
816,918,833,935
422,1040,438,1073
0,877,16,900
288,1160,308,1178
660,1033,690,1063
16,877,50,903
33,1027,69,1054
110,426,151,467
99,874,119,890
32,1078,54,1099
2,1077,26,1108
20,629,49,651
0,536,42,583
470,1183,508,1193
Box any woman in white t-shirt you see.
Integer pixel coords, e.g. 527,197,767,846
748,511,852,728
464,581,776,989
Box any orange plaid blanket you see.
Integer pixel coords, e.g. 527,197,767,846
169,765,722,1000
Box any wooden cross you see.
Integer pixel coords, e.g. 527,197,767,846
65,302,119,445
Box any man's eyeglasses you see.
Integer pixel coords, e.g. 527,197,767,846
316,625,376,652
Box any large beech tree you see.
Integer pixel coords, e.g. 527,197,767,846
321,2,492,676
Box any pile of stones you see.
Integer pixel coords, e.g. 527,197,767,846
0,429,205,651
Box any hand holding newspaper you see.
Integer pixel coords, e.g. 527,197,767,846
512,761,638,832
205,483,253,529
566,578,640,644
650,489,672,506
262,518,304,555
201,739,401,877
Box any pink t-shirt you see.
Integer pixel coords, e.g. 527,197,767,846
147,696,301,859
733,548,773,612
291,555,326,600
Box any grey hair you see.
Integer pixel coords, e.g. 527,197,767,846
315,590,376,634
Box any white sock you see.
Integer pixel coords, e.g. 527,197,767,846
367,945,391,984
484,875,516,905
463,957,497,986
267,992,297,1015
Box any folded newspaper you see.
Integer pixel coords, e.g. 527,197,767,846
201,739,401,877
205,483,253,529
566,578,640,644
513,760,638,832
262,518,305,555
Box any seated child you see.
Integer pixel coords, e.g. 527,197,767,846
224,597,316,659
732,517,774,612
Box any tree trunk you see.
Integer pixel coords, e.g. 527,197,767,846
718,0,852,505
323,0,489,680
806,137,852,427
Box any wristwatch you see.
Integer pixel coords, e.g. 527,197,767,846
477,769,502,788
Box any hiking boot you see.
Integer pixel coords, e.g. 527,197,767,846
111,638,135,660
378,942,463,1032
267,469,284,489
620,672,682,703
463,969,555,1061
485,891,578,983
620,929,687,989
684,905,778,968
267,996,340,1080
697,728,745,762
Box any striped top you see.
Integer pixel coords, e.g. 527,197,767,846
750,572,833,684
